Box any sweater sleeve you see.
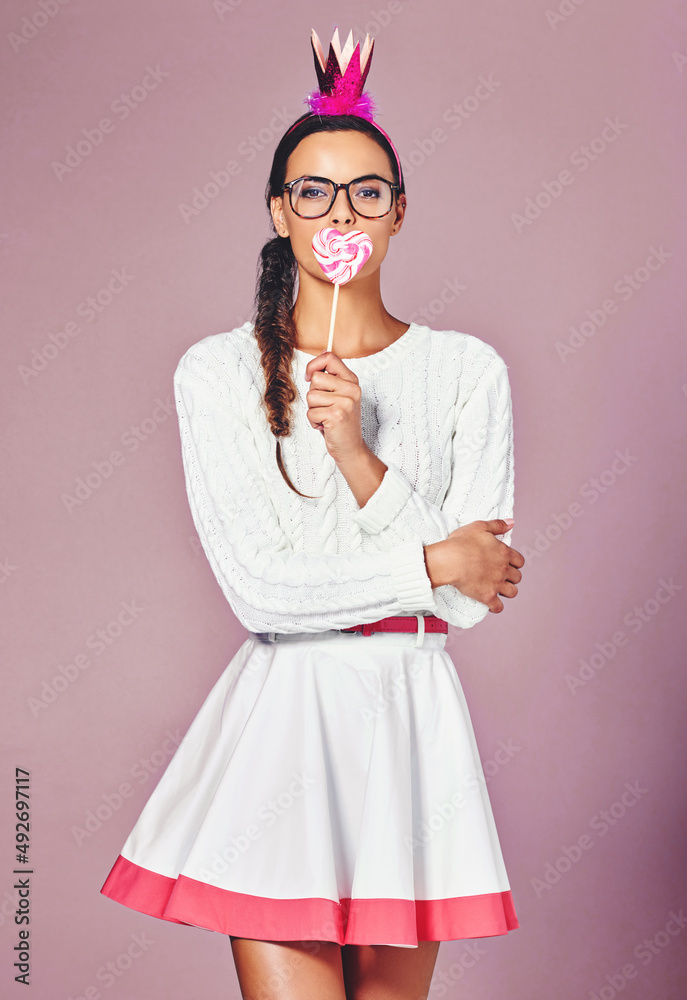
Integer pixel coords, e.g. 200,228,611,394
349,350,515,629
173,344,437,633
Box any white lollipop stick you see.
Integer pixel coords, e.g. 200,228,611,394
311,227,374,355
326,283,339,354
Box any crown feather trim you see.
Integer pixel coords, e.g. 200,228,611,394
305,87,378,121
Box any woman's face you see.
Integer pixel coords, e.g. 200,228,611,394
270,130,406,285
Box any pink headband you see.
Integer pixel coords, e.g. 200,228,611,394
283,27,404,190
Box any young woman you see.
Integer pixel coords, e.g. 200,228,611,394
100,29,525,1000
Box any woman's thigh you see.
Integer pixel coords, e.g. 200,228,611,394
341,940,441,1000
229,937,347,1000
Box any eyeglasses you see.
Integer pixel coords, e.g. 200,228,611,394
282,174,400,219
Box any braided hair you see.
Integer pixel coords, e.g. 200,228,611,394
251,112,405,498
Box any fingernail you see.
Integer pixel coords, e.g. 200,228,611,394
504,518,515,525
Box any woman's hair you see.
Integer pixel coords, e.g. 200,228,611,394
250,112,405,499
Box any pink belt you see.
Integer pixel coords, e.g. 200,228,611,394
253,615,447,643
339,615,447,636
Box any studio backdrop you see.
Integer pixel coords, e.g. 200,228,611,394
2,1,686,998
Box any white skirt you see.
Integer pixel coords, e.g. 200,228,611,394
100,629,519,948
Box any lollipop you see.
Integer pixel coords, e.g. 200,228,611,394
312,227,373,353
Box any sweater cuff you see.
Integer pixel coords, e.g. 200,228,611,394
386,536,437,612
352,461,413,535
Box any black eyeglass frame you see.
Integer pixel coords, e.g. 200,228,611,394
281,173,401,219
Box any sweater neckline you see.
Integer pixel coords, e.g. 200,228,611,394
289,321,424,371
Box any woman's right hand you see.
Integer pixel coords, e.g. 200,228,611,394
424,520,525,613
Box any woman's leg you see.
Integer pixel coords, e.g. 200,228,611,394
229,937,347,1000
341,941,441,1000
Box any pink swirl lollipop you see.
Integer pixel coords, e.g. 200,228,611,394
312,227,374,352
312,227,373,285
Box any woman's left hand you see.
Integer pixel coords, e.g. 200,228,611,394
304,352,365,464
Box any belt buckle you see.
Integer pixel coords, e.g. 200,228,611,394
338,623,376,636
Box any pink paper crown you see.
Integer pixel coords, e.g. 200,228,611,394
284,27,403,187
307,27,377,120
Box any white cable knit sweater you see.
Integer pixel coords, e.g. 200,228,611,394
173,320,514,634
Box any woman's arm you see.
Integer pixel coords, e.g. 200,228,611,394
174,343,440,634
342,348,516,627
335,447,391,511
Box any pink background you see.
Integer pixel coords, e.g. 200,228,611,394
2,1,686,997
